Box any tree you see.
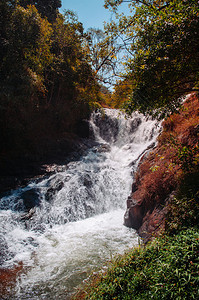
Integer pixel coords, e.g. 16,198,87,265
0,4,53,102
0,3,54,154
112,78,133,108
0,4,100,161
47,11,100,111
0,0,16,64
85,27,122,86
104,0,199,116
19,0,61,22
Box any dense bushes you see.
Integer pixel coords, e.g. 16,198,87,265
166,172,199,235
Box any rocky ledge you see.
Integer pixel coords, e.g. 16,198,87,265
124,191,174,243
0,134,98,197
124,93,199,244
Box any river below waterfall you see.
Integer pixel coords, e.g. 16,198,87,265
0,109,161,299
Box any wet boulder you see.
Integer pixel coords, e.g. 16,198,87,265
20,207,36,221
45,181,64,202
45,176,65,202
124,197,145,230
94,113,119,142
130,117,142,133
93,144,111,153
82,173,92,188
20,189,40,211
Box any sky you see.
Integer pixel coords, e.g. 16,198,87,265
61,0,130,30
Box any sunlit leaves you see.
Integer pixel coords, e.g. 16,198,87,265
104,0,199,116
0,3,54,99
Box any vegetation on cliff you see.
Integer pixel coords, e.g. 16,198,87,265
128,94,199,237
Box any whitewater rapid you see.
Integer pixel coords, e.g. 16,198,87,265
0,109,161,299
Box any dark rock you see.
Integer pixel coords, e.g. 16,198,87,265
0,133,96,195
82,173,92,188
75,120,90,138
130,117,142,133
23,237,39,247
124,191,175,243
93,113,119,142
126,197,132,208
45,179,64,202
98,144,111,152
93,144,111,153
20,189,40,211
132,183,138,193
124,198,145,230
20,208,36,221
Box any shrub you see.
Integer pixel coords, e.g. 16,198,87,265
166,172,199,235
73,228,199,299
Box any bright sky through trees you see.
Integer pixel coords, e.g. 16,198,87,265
61,0,129,30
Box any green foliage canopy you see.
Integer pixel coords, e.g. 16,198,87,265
104,0,199,116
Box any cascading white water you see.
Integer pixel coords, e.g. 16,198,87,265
0,109,161,299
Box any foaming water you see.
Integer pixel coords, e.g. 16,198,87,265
0,109,161,299
14,210,136,299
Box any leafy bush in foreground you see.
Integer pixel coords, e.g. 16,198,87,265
166,172,199,235
74,228,199,300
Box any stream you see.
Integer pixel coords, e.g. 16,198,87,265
0,109,161,299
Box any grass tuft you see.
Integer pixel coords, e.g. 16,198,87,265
73,229,199,300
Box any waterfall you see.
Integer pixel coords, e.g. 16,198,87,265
0,109,161,299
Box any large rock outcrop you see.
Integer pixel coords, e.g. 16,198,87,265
124,93,199,243
124,194,171,243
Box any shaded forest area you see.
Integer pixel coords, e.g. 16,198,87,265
0,0,103,189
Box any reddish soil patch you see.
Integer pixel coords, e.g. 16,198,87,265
0,262,23,298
